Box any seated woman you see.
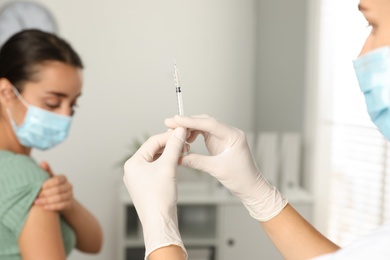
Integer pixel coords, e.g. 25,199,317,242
0,29,103,259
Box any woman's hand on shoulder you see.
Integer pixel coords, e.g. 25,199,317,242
34,161,75,213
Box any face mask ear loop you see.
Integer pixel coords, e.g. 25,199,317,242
5,87,29,129
11,87,29,107
5,107,18,128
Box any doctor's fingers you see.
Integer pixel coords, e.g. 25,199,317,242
159,127,187,165
132,131,172,163
180,153,214,173
165,115,236,140
154,142,190,160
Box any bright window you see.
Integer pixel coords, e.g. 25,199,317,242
319,0,390,246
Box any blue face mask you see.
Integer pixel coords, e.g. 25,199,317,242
6,88,72,150
353,46,390,141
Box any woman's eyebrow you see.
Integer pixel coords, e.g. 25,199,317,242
45,91,82,98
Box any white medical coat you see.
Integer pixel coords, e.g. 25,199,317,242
311,224,390,260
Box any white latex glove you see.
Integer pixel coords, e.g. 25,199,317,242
123,127,188,260
165,115,288,222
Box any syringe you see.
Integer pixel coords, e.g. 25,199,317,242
174,59,184,115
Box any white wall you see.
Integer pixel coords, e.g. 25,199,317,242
15,0,257,259
255,0,308,133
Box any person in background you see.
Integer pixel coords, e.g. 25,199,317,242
0,29,103,260
123,0,390,259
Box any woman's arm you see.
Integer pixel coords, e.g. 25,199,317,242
35,161,103,253
19,205,66,260
261,204,339,260
61,199,103,253
149,246,186,260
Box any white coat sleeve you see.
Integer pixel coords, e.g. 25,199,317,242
311,224,390,260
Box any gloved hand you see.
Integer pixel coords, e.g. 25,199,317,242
165,115,288,222
123,127,188,260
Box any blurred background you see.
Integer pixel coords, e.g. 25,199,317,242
1,0,389,259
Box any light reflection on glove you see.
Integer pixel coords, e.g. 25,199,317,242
165,115,288,222
123,127,188,260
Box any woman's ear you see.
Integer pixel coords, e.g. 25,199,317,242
0,78,16,106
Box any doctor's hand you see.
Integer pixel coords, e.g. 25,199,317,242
165,115,288,222
123,127,188,260
34,161,75,213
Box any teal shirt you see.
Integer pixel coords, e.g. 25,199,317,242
0,150,76,259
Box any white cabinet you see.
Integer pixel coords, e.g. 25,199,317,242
218,204,280,260
218,199,312,260
118,185,312,260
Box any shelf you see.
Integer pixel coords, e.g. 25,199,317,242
123,238,217,249
119,181,313,260
283,187,313,202
119,183,240,205
178,204,217,240
124,204,218,245
187,246,215,260
120,183,313,205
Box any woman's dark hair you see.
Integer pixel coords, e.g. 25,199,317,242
0,29,83,92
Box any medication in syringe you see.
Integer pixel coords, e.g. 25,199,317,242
174,59,184,115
